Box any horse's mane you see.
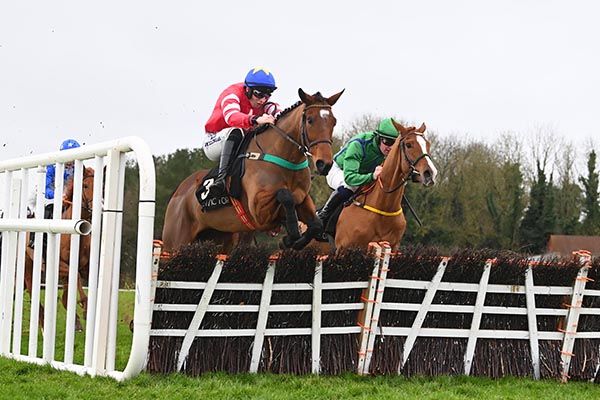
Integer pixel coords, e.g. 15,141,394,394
246,100,306,136
246,92,328,136
274,92,327,123
275,100,303,122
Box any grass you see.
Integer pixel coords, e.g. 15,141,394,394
1,362,600,400
11,288,135,370
3,291,600,399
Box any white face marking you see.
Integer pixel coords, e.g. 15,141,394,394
319,109,330,119
416,135,438,180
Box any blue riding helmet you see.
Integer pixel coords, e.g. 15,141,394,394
244,67,277,90
60,139,81,151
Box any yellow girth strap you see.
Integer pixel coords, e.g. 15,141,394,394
353,201,403,217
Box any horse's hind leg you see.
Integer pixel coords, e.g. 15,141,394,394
276,189,301,248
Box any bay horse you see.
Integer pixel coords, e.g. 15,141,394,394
24,166,95,331
162,88,344,254
312,121,437,252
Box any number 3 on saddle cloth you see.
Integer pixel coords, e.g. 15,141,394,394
195,140,248,213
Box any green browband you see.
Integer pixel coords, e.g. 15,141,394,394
246,152,309,171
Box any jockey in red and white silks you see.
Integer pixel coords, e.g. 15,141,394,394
202,67,280,191
203,83,277,160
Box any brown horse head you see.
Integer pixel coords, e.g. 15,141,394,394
298,88,344,175
63,166,95,219
391,120,437,187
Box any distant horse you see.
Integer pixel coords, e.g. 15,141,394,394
24,166,95,331
162,89,344,253
311,121,437,252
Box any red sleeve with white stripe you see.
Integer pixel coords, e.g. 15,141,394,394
221,93,253,130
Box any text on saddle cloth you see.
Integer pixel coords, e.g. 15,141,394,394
197,168,232,212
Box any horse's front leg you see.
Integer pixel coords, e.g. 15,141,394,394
276,189,301,248
290,194,323,250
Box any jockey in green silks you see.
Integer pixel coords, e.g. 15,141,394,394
317,117,400,228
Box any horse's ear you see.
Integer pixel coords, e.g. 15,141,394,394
391,118,408,136
417,123,426,133
298,88,311,104
326,89,345,106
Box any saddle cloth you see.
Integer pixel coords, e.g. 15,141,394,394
196,132,256,212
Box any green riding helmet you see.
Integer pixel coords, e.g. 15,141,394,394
375,118,399,140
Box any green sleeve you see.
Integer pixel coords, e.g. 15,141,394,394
342,142,375,187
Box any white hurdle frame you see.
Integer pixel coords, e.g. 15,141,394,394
150,246,600,382
463,259,492,375
560,250,593,382
0,136,156,381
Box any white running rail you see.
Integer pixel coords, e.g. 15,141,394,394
0,136,155,381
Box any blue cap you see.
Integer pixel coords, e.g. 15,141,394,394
60,139,80,151
244,67,277,90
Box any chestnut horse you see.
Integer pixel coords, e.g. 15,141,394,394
162,89,344,253
24,166,95,331
312,121,437,252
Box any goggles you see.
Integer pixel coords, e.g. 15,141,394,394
251,89,272,99
379,136,396,146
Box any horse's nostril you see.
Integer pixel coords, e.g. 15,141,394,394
423,169,435,186
315,160,332,176
316,160,332,175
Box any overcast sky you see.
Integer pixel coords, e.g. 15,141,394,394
1,1,599,161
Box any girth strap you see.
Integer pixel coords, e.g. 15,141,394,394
353,200,403,217
243,152,309,171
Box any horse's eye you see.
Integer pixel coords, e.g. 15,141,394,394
307,117,314,124
406,143,413,149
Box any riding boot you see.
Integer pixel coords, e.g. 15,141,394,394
317,186,354,228
212,130,242,192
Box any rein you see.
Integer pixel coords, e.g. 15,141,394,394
247,103,333,171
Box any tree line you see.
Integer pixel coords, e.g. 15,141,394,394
117,116,600,280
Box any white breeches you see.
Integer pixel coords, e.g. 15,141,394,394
325,162,358,191
202,127,238,162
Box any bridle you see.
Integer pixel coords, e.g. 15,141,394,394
265,103,333,158
378,132,432,194
80,175,94,215
63,174,94,216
